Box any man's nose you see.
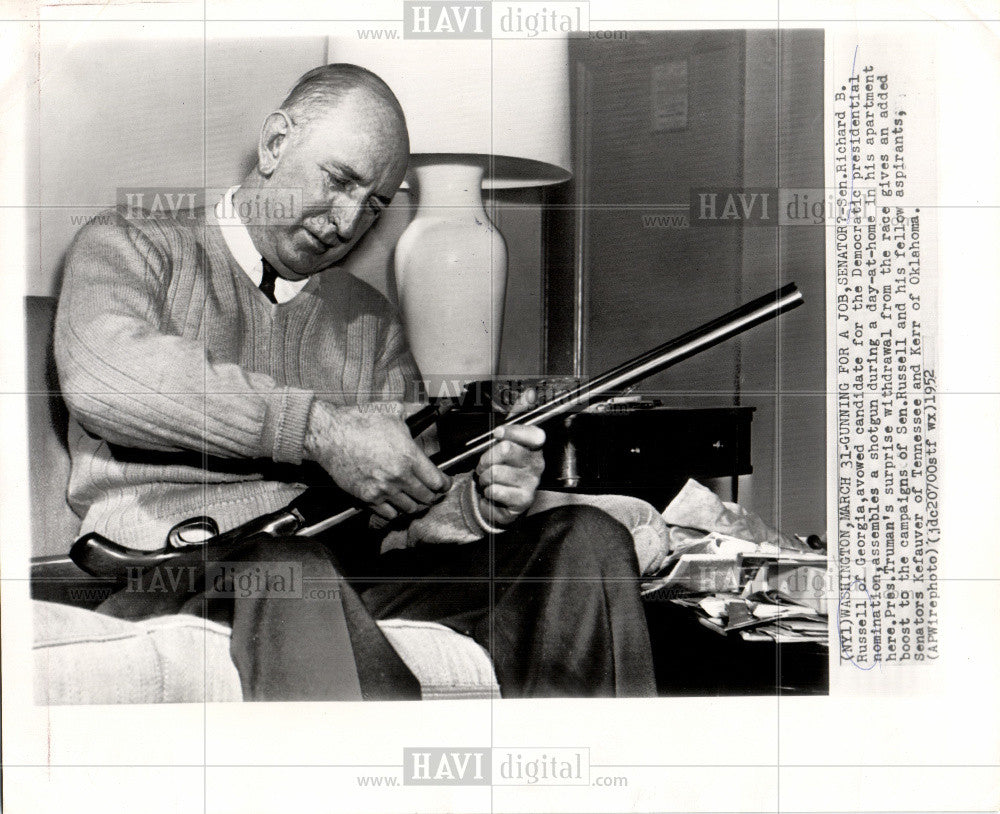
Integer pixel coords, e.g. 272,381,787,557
328,194,367,242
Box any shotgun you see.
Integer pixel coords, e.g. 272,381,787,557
69,283,804,582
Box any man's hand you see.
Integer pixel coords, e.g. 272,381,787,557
305,400,451,521
474,424,546,527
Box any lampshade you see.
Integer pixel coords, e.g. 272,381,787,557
325,37,572,189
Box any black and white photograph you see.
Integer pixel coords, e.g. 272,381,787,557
25,27,826,704
0,2,996,813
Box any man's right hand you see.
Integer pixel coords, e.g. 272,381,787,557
304,400,451,521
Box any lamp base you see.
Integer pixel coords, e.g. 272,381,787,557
395,163,508,397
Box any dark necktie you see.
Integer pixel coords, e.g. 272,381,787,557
259,258,279,303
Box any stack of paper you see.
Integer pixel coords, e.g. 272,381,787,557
683,591,828,644
642,548,829,645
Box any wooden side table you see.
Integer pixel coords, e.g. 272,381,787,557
438,406,754,510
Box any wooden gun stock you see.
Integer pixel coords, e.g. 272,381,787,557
70,283,804,582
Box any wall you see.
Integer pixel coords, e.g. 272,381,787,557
740,30,826,536
573,31,747,399
557,30,826,534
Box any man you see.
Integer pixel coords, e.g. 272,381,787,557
55,64,655,700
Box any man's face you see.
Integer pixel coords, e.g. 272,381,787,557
259,92,408,279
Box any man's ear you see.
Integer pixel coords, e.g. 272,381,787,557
257,111,294,176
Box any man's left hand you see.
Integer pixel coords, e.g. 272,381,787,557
474,424,546,527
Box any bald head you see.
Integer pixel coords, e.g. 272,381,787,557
279,63,409,151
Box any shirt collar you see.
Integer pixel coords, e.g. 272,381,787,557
217,186,309,304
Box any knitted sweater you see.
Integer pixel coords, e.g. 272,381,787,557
55,206,476,551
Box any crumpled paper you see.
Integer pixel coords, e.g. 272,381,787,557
641,479,813,591
662,479,809,553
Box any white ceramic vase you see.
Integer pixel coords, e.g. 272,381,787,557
395,163,507,397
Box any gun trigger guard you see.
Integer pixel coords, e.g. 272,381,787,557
166,516,219,549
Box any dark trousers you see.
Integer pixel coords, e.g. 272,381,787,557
98,506,655,700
